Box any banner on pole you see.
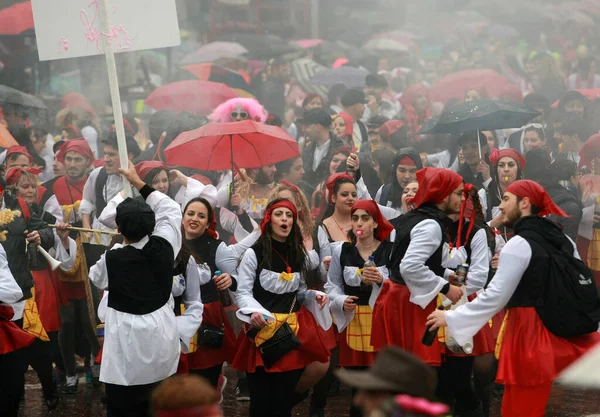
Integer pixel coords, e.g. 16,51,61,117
31,0,181,61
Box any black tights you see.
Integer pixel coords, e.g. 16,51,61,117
247,367,304,417
0,348,26,417
474,353,497,417
436,356,480,414
309,347,339,411
189,364,222,389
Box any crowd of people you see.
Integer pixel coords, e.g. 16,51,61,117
2,7,600,417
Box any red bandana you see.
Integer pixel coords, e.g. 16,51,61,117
351,200,394,241
325,173,355,204
260,200,298,235
489,148,527,170
409,168,463,209
506,180,568,217
135,161,167,182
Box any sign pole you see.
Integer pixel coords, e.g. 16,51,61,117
98,0,132,197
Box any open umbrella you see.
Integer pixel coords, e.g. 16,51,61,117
164,120,299,172
420,99,540,157
0,1,33,35
292,39,324,49
182,63,254,97
291,58,328,98
429,69,514,103
145,80,238,116
363,38,409,52
179,42,248,65
310,67,370,89
0,84,45,110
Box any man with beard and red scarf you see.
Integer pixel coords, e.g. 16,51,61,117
43,139,101,393
372,168,464,367
427,180,600,417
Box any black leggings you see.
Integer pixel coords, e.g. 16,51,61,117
105,381,158,417
474,353,497,417
436,356,480,414
247,367,304,417
0,348,27,417
310,346,339,411
189,364,222,389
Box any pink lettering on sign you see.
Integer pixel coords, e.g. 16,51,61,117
76,0,135,54
58,37,69,53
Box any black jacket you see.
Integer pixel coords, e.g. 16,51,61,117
542,183,583,241
1,194,54,300
302,132,344,186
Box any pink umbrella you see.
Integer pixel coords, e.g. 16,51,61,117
0,1,33,35
429,69,514,103
292,39,325,49
145,81,238,116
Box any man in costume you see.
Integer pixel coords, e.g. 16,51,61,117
427,180,600,417
89,164,182,417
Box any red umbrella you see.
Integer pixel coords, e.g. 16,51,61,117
145,81,238,116
164,120,300,172
0,1,34,35
429,69,514,103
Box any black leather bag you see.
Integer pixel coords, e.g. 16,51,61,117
197,323,224,349
258,297,300,369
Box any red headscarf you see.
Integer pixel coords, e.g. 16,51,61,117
489,148,527,170
326,173,355,204
57,138,94,164
506,180,567,217
409,168,463,209
579,133,600,171
6,146,33,165
456,184,476,248
135,161,167,182
5,167,42,187
336,112,354,137
351,200,394,241
380,120,405,143
60,92,96,116
260,200,298,235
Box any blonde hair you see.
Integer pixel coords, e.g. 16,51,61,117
269,183,315,237
7,170,38,200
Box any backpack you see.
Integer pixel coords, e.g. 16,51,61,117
520,231,600,338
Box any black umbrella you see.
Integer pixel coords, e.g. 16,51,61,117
419,99,540,158
0,84,45,110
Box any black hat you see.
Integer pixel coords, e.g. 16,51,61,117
458,131,487,147
341,88,368,107
302,108,333,127
334,346,437,399
116,197,155,241
366,74,388,89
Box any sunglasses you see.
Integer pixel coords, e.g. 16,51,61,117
231,111,248,119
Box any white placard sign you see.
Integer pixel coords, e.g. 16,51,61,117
31,0,181,61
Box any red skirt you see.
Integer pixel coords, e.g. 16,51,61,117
232,307,330,373
338,328,375,367
496,307,600,386
187,301,237,370
0,319,36,354
32,269,61,333
371,281,443,366
318,326,338,351
491,310,505,341
451,293,495,357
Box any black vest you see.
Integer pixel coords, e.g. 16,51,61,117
106,235,174,315
251,240,304,314
94,167,109,219
180,235,222,304
389,204,449,284
340,241,392,305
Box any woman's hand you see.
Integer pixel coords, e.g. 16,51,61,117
315,293,328,310
362,267,383,285
24,230,40,246
426,309,448,331
343,296,358,312
476,160,491,182
119,161,144,190
347,153,360,171
491,254,499,269
322,256,332,271
55,222,71,246
250,312,268,328
213,273,232,291
168,169,188,187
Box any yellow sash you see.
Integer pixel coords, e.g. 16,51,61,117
61,200,81,223
254,312,299,347
495,310,510,360
346,305,375,352
23,287,49,342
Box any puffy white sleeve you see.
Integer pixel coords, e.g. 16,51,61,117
53,234,78,272
146,191,183,259
43,195,63,223
97,193,124,230
89,245,119,291
174,177,218,209
215,230,261,274
234,249,273,323
219,207,258,242
324,244,354,331
478,188,488,220
0,245,22,304
80,168,100,215
356,177,372,200
446,236,531,345
465,228,490,295
176,258,208,353
299,253,332,330
400,219,447,309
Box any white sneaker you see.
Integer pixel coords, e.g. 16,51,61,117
62,375,78,394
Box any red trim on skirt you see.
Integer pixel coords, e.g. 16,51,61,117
232,306,330,373
187,301,237,370
338,327,375,367
32,269,61,333
0,320,36,354
496,307,600,386
371,281,443,366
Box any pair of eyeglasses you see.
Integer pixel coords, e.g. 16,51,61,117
231,111,248,119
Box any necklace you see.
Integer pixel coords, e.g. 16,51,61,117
331,216,349,235
357,239,379,250
272,247,292,274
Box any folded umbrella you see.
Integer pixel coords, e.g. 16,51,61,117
291,58,328,98
145,80,238,116
179,42,248,65
429,69,514,103
0,1,33,35
419,99,540,136
310,66,370,89
164,120,300,172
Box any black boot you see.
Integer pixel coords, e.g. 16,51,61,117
457,404,484,417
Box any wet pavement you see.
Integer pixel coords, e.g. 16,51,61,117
20,368,600,416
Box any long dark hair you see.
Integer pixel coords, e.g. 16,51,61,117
144,167,169,189
176,197,215,274
257,198,308,278
317,176,356,223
